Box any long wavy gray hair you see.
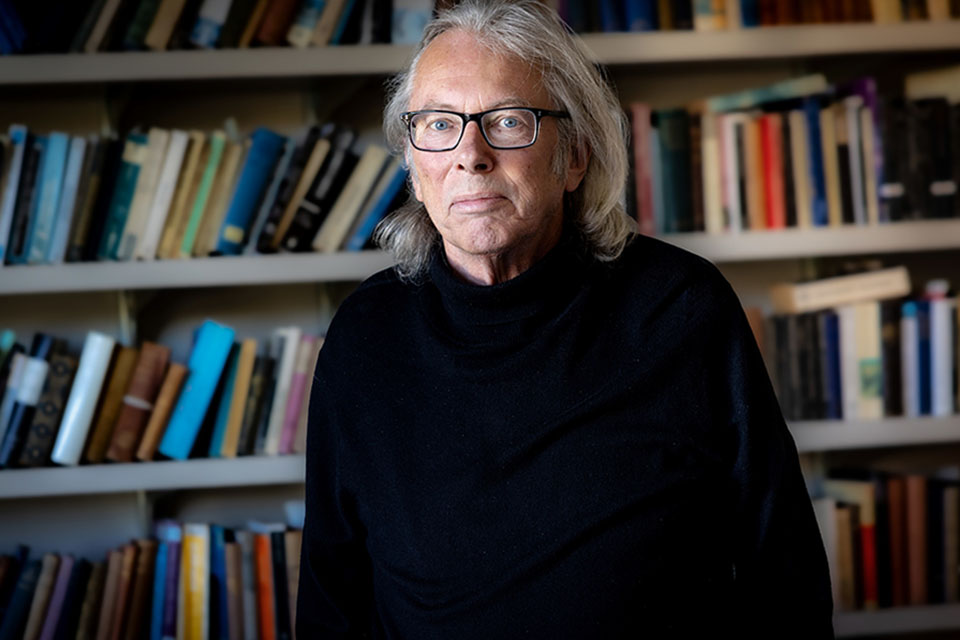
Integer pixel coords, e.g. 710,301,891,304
374,0,634,282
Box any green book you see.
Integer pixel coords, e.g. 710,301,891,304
98,133,149,260
124,0,163,50
179,131,225,257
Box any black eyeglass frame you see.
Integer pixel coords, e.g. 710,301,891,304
400,107,571,152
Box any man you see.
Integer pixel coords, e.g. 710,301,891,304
297,1,834,638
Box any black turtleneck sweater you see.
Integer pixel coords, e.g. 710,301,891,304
296,229,834,639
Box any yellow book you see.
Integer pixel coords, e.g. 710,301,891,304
238,0,270,48
311,0,349,47
182,523,210,640
220,338,258,458
819,106,843,228
859,108,880,226
194,139,248,257
270,137,331,250
788,110,812,229
158,131,206,259
853,301,884,420
743,114,766,231
144,0,189,51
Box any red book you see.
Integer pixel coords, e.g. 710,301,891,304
759,113,787,229
254,534,276,640
630,103,655,236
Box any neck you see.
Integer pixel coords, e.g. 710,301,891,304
441,222,564,286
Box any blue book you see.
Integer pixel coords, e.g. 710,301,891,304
0,125,28,263
346,162,407,251
624,0,656,31
739,0,759,27
25,132,69,264
158,320,236,460
598,0,624,31
802,98,829,227
208,343,239,458
330,0,357,44
6,136,46,265
47,136,87,264
916,300,931,415
821,310,842,420
98,133,148,261
209,524,229,640
149,542,168,640
214,128,287,255
244,138,295,255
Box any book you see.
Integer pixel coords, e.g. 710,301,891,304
98,133,149,260
769,266,912,314
51,557,91,640
83,346,140,464
24,132,69,264
218,0,259,47
136,362,188,462
105,341,172,463
17,349,78,467
0,559,40,640
236,354,273,456
65,137,108,262
84,0,124,52
179,131,226,257
194,139,248,257
0,354,50,467
74,561,106,640
123,540,157,640
22,553,60,640
224,541,244,640
344,158,406,251
310,0,349,46
234,531,258,640
0,125,27,264
278,335,315,455
123,0,163,50
181,523,210,640
49,332,116,466
157,130,206,260
824,479,879,609
158,320,235,460
312,143,389,252
269,134,334,251
262,327,301,456
136,129,189,261
220,337,256,457
190,0,234,48
117,128,170,261
46,136,88,263
254,0,301,45
145,0,191,50
207,343,240,458
287,0,325,47
40,556,77,640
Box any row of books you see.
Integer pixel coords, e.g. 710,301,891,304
0,518,303,640
0,0,438,55
762,268,958,422
0,320,321,470
811,467,960,613
0,122,408,267
559,0,960,33
626,67,960,235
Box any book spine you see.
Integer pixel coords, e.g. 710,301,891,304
0,125,28,264
6,136,44,265
136,130,189,260
37,554,73,640
190,0,234,47
117,128,171,261
98,134,149,260
50,332,116,466
930,298,957,416
17,351,78,468
149,543,168,640
47,137,88,263
0,356,49,467
179,132,226,257
83,346,140,464
106,342,172,463
136,363,188,462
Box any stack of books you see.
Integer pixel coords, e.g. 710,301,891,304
0,320,321,469
0,122,408,267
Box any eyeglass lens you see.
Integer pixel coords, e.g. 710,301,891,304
410,109,537,150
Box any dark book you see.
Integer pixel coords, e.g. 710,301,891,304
913,98,956,219
69,0,109,52
833,104,855,225
5,134,42,265
951,104,960,218
166,0,204,50
0,345,55,467
208,525,229,640
0,558,40,640
122,0,163,50
801,312,824,420
0,553,20,624
656,108,693,232
122,540,156,640
927,479,946,604
669,0,692,28
281,126,359,252
254,0,301,45
903,0,928,19
880,299,903,417
81,136,125,262
772,315,795,420
333,0,367,44
819,309,842,420
904,99,929,221
270,531,292,640
17,349,78,467
104,0,148,52
688,112,704,233
734,118,749,230
255,125,324,254
876,97,909,222
52,558,92,640
66,137,108,263
18,0,95,53
780,112,797,228
237,354,274,456
370,0,391,42
253,358,278,455
217,0,259,48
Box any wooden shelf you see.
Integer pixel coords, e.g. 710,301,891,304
789,416,960,453
0,251,394,295
0,455,304,499
835,603,960,638
660,219,960,263
2,22,960,85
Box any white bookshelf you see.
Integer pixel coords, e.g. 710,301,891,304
790,416,960,453
0,251,394,294
0,455,304,499
835,603,960,638
2,22,960,85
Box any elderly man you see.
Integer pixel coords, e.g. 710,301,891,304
297,1,834,638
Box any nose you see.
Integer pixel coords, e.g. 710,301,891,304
455,120,494,173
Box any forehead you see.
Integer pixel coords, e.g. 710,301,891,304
409,30,551,110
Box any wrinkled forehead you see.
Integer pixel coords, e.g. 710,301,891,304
408,30,549,110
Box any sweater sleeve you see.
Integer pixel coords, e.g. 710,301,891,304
296,366,375,639
708,272,835,638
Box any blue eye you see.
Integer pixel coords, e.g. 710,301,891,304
431,120,449,131
501,117,518,128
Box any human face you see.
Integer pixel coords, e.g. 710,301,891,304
407,30,587,281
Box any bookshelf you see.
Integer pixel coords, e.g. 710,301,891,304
3,18,960,640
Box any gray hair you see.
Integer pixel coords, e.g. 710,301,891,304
374,0,634,282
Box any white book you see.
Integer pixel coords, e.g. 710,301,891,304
931,297,957,417
46,136,87,264
700,112,723,235
901,302,919,418
0,125,28,265
136,130,189,261
844,96,867,226
118,128,170,261
13,356,49,409
720,113,746,233
264,326,302,456
788,110,813,229
0,353,27,448
50,332,116,466
812,496,840,611
313,144,389,252
836,304,858,421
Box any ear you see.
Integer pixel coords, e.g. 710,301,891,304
564,144,589,193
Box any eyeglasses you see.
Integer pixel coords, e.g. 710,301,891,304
400,107,571,152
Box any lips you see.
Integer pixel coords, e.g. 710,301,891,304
450,193,507,212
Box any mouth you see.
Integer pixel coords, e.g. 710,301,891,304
450,194,507,212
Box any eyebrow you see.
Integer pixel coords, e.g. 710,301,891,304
417,97,534,111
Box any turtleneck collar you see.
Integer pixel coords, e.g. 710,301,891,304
421,222,592,347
